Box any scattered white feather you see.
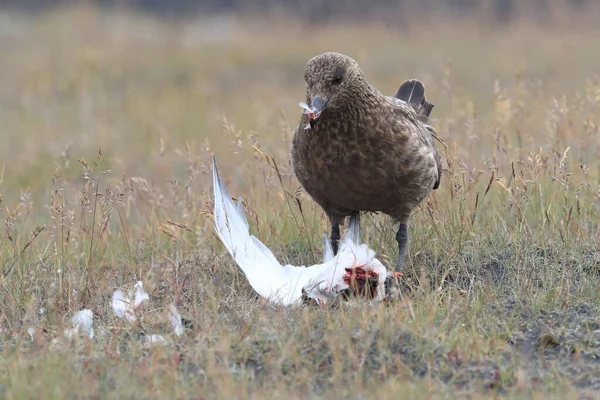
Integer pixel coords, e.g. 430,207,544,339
212,156,388,306
168,304,184,337
112,281,149,323
27,327,35,342
145,334,168,346
73,309,94,338
133,281,149,307
64,309,94,340
112,289,134,323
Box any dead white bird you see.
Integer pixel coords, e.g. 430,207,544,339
212,156,388,306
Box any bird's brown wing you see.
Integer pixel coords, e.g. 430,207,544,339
416,123,442,191
392,100,442,191
427,126,442,190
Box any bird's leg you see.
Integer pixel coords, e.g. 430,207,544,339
384,223,409,300
396,223,408,273
330,223,341,255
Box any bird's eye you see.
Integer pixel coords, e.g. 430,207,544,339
331,75,343,85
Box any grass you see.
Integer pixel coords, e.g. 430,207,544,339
1,5,600,398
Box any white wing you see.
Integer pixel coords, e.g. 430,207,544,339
213,157,294,303
212,156,387,305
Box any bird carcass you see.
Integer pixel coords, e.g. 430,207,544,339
212,156,389,306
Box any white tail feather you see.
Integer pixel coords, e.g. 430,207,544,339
322,232,334,262
345,214,360,245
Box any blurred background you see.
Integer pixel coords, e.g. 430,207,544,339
2,3,600,395
1,0,599,22
0,0,599,221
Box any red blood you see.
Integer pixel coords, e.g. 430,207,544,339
307,110,321,120
343,266,379,298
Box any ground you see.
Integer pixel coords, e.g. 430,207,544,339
0,5,600,399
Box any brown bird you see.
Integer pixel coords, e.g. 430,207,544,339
291,52,441,273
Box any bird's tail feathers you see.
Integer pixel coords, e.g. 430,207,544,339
321,214,361,262
345,213,360,245
394,79,435,121
322,232,334,262
337,214,376,270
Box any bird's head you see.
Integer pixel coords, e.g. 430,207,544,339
301,52,365,127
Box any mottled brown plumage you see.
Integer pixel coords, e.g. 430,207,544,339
291,52,442,271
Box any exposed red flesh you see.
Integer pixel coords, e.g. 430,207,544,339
307,110,321,120
343,265,380,299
